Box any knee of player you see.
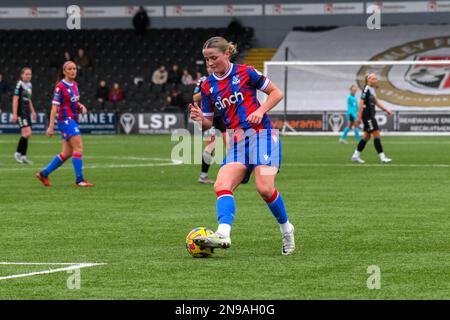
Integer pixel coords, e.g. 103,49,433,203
214,181,227,194
73,145,83,153
62,152,72,160
255,183,275,199
214,178,236,194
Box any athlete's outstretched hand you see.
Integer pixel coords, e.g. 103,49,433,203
46,126,54,138
386,109,393,116
189,103,203,122
79,103,88,114
246,109,264,125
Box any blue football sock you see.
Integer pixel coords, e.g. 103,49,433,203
354,128,362,141
216,190,235,226
264,189,288,224
41,153,67,177
72,152,84,183
341,127,350,140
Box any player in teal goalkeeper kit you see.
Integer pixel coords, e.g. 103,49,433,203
339,85,361,144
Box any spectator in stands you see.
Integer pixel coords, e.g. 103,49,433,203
0,73,11,112
168,64,182,85
152,65,168,87
163,87,185,111
63,51,72,63
226,18,245,43
163,86,188,125
193,71,203,83
51,51,72,71
95,80,109,107
109,83,125,103
75,48,91,69
133,6,150,35
181,68,194,85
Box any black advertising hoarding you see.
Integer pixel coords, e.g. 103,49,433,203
0,112,46,133
397,113,450,132
269,112,396,132
118,113,185,134
269,113,324,132
76,113,116,134
3,111,450,134
325,112,395,132
0,112,115,134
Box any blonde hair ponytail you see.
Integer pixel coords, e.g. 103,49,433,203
203,36,237,57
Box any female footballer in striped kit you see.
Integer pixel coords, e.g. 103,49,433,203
194,66,228,184
36,61,93,187
189,37,295,255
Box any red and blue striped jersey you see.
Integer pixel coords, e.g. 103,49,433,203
52,80,80,122
200,63,273,132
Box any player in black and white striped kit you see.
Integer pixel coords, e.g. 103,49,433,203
12,67,37,164
351,73,393,164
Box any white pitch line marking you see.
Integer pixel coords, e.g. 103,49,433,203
0,161,448,171
0,156,183,172
0,262,106,281
282,163,450,168
0,155,179,161
0,262,99,266
0,140,172,145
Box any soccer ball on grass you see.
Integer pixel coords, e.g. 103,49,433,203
185,227,215,258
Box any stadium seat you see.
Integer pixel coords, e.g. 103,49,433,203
0,27,253,107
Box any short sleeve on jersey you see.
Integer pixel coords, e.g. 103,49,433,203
52,86,62,105
361,86,369,100
14,81,22,96
200,82,214,117
247,66,270,91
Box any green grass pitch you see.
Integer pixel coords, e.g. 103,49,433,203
0,134,449,299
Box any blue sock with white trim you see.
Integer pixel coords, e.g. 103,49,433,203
41,153,67,177
215,190,235,236
264,189,288,224
72,152,84,183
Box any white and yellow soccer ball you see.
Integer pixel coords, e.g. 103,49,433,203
185,227,215,258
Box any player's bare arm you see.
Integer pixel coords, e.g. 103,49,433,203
246,82,283,125
192,92,201,104
376,98,393,116
189,102,213,130
355,98,364,126
12,95,19,123
29,100,37,121
46,104,57,137
79,103,88,114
